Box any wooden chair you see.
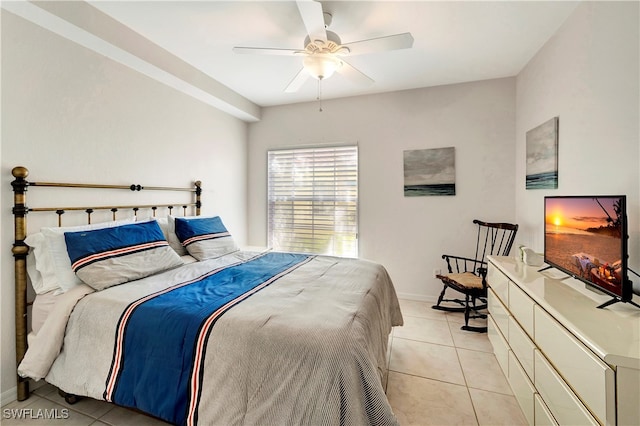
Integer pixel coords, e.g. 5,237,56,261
432,220,518,332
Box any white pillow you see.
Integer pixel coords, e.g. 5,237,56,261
166,215,189,256
153,217,169,237
26,218,136,293
139,216,199,259
24,233,59,295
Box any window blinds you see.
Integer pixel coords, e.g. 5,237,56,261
267,145,358,257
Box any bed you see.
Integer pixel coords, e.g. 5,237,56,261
10,166,403,426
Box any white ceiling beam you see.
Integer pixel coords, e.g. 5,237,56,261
2,0,261,122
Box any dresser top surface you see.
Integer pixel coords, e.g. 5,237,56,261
488,255,640,368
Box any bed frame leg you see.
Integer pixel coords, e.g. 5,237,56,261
16,379,29,401
57,389,82,404
12,167,30,402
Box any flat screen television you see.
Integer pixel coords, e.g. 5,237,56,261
543,195,638,309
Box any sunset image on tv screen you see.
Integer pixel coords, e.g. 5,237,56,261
545,196,624,296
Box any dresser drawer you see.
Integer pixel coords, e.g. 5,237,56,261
508,316,534,380
616,366,640,425
508,281,534,337
508,351,534,425
534,350,599,426
534,393,558,426
534,306,614,425
488,288,509,338
487,263,509,304
487,314,509,377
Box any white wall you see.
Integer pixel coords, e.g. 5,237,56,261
1,11,249,403
248,78,517,301
3,0,638,408
515,1,640,275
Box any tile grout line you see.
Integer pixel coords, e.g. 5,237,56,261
38,388,121,424
454,345,481,426
386,369,471,390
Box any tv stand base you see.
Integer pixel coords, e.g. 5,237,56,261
597,296,640,310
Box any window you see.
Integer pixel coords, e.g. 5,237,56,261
267,145,358,257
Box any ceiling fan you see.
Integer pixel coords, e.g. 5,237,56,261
232,0,414,93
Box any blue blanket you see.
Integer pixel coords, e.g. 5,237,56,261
103,252,311,425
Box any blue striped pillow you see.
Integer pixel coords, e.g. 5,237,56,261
174,216,238,260
64,220,183,290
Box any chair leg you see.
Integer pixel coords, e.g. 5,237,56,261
460,294,488,333
472,296,487,319
432,284,466,312
435,284,447,306
463,293,471,326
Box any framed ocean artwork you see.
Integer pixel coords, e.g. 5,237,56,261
526,117,559,189
403,147,455,196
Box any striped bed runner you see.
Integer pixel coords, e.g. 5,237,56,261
103,252,313,425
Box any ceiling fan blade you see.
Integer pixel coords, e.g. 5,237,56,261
336,60,374,87
341,32,414,56
296,0,327,43
284,68,310,93
233,47,304,56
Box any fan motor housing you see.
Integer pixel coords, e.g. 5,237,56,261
304,30,343,54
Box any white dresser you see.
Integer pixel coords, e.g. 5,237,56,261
487,256,640,426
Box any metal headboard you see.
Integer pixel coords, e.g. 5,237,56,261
11,166,202,401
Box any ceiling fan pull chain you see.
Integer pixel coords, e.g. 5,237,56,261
317,78,323,112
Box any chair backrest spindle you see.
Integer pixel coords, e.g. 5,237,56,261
473,220,519,264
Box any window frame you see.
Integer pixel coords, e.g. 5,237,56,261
267,144,359,258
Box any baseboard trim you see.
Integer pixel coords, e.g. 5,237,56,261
1,386,17,408
396,292,437,304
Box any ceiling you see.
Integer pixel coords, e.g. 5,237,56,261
85,1,578,107
5,1,579,119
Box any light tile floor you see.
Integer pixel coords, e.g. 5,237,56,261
1,299,527,425
386,299,527,425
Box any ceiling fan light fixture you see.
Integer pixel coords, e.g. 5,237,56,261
303,54,342,80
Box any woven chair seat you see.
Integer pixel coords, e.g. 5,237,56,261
437,272,483,289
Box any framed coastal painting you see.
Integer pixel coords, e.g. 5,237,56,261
526,117,559,189
403,147,455,196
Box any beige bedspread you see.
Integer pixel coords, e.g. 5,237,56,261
21,251,403,425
